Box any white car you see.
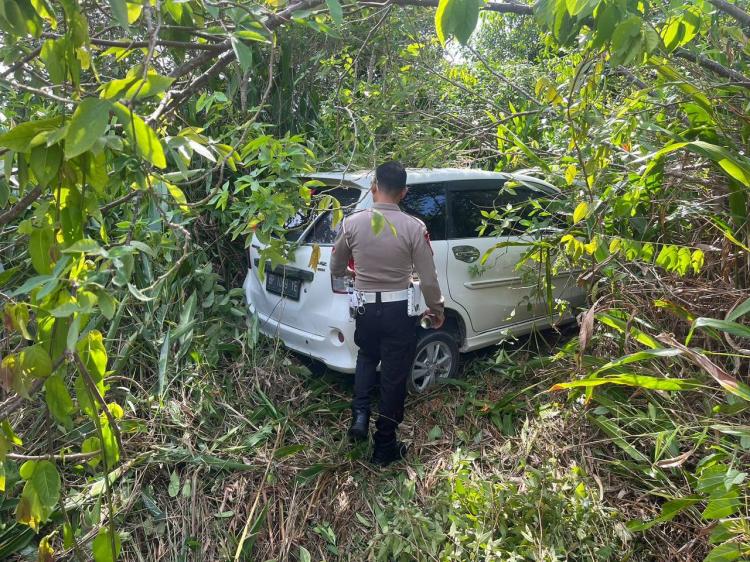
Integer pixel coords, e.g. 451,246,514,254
243,168,584,392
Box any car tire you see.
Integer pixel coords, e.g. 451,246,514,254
408,331,460,394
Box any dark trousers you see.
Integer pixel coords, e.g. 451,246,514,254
352,299,417,444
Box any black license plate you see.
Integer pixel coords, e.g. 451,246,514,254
266,273,302,300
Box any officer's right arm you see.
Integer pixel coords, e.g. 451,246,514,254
330,219,352,277
412,224,445,317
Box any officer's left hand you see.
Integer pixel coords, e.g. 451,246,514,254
424,310,444,330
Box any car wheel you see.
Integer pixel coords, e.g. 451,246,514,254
408,331,459,394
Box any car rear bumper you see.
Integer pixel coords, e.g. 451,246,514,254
248,302,358,373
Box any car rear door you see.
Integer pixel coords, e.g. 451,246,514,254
246,184,366,335
399,183,450,312
445,179,542,334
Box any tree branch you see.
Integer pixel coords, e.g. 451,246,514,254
44,34,228,51
7,450,101,462
709,0,750,26
0,186,43,226
374,0,534,15
0,46,42,79
100,190,140,213
151,0,323,123
674,48,750,89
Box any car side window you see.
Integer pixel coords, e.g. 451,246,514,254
400,183,447,241
449,183,541,239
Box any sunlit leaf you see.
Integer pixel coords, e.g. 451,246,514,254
112,103,166,168
435,0,479,45
93,527,121,562
572,201,588,224
65,98,112,159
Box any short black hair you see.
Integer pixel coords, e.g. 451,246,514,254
375,161,407,195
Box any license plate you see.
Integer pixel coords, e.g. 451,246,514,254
266,272,302,300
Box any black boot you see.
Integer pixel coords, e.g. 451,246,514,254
348,409,369,442
371,439,408,467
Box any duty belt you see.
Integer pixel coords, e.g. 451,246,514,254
356,289,409,304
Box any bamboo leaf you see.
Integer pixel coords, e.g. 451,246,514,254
549,374,699,392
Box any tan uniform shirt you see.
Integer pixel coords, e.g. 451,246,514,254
331,202,445,315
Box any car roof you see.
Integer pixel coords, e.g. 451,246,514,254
306,168,559,193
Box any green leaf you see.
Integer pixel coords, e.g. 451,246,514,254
108,0,129,29
679,7,702,47
371,210,385,235
100,413,120,466
728,297,750,322
125,73,174,101
564,164,577,185
45,374,75,427
18,344,53,379
572,201,588,224
40,38,67,85
435,0,479,45
610,15,642,66
653,141,750,187
30,144,61,188
588,414,649,463
62,238,106,255
112,102,166,168
75,375,96,417
157,329,170,398
704,542,747,562
0,117,62,152
627,497,701,531
551,374,698,392
65,98,111,159
76,330,107,382
590,348,683,376
692,317,750,342
82,436,101,467
92,527,121,562
95,289,117,320
566,0,598,18
166,182,189,213
326,0,343,25
273,444,306,459
66,315,81,352
231,35,254,72
168,470,180,498
299,546,312,562
703,488,740,520
19,460,37,480
30,0,56,28
234,29,269,42
30,461,60,508
660,16,684,51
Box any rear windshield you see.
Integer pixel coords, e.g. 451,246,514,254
302,186,364,244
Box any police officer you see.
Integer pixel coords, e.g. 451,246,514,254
331,161,445,466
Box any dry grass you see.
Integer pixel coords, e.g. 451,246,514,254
90,329,676,562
